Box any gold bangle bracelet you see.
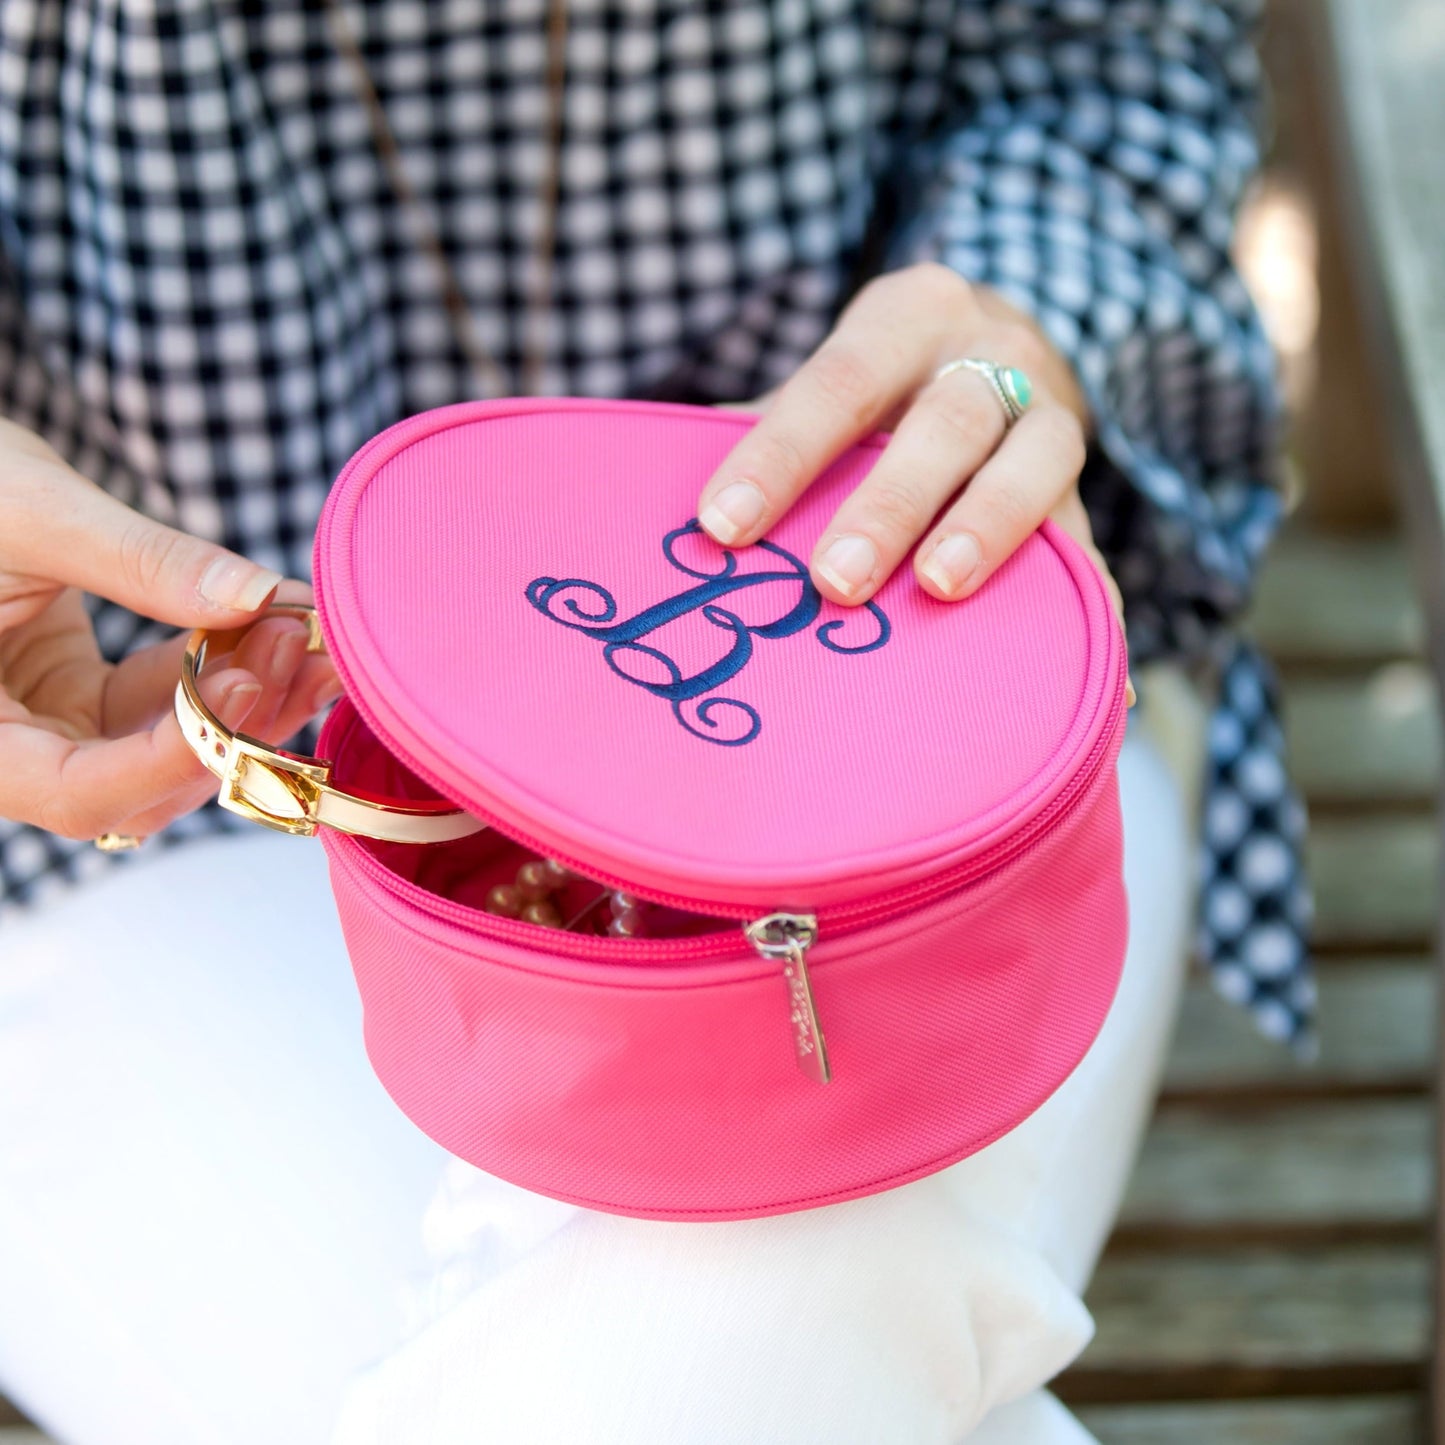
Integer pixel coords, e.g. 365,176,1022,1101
175,602,485,844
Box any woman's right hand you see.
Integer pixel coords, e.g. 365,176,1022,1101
0,418,337,843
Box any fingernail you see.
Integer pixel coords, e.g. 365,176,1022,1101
919,534,983,598
1126,676,1138,708
269,626,308,687
199,556,282,613
815,534,878,599
699,480,766,545
311,673,345,713
217,681,262,728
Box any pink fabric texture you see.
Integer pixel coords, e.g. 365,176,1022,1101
313,399,1129,1220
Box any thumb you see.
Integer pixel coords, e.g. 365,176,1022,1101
15,467,283,628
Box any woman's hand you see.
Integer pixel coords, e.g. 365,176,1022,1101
698,264,1128,669
0,419,337,842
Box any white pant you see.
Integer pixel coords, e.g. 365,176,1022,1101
0,707,1196,1445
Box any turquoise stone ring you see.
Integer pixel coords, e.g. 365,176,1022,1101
931,357,1035,429
1000,365,1032,413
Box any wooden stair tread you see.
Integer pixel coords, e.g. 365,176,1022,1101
1063,1244,1429,1400
1077,1394,1423,1443
1164,959,1435,1096
1120,1098,1431,1236
1286,668,1440,803
1308,815,1436,948
1249,531,1424,663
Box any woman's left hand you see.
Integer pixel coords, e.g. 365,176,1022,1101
697,263,1127,663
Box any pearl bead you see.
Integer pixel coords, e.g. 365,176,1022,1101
485,883,523,918
608,890,640,915
516,860,554,902
542,859,572,886
608,904,642,934
521,900,562,928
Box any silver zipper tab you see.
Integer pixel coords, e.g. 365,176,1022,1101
745,912,831,1084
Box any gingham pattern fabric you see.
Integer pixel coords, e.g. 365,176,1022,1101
0,0,1311,1041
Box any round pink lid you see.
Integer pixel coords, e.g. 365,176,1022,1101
315,398,1124,913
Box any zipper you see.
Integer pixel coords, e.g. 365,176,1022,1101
342,674,1126,1083
744,913,828,1083
338,662,1125,939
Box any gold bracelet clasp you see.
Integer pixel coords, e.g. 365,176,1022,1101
217,735,331,836
177,601,485,845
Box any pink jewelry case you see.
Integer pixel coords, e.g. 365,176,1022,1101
300,397,1130,1220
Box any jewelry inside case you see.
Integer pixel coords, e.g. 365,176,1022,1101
328,699,732,942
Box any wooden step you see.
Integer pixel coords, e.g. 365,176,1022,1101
1119,1098,1431,1241
1077,1394,1423,1444
0,1403,46,1445
0,1397,48,1443
1286,668,1440,804
1061,1244,1430,1403
1163,959,1435,1097
1250,532,1424,664
1309,815,1437,948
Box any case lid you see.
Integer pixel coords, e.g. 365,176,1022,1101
314,398,1124,914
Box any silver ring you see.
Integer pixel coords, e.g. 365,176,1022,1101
931,358,1034,429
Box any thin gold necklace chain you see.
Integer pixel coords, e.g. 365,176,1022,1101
321,0,569,399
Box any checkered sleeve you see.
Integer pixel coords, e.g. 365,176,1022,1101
886,0,1315,1045
889,0,1282,656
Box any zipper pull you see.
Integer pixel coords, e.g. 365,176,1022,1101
745,913,831,1084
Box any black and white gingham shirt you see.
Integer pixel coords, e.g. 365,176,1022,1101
0,0,1312,1042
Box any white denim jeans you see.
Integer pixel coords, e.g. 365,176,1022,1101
0,689,1199,1445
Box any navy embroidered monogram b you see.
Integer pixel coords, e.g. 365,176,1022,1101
527,520,891,747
